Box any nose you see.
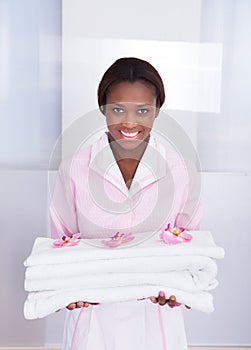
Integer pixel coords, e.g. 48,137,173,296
121,110,138,128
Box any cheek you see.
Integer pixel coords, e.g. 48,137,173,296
106,118,121,131
139,118,155,130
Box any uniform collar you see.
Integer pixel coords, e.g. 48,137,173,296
89,131,167,197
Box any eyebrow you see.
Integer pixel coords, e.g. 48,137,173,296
111,102,152,107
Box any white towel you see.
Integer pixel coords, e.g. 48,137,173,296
25,254,217,279
25,270,218,293
24,285,214,319
24,256,218,292
24,231,225,267
23,231,224,319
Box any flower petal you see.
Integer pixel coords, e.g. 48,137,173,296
72,233,81,240
102,232,135,248
180,231,193,241
101,240,121,248
160,231,181,245
52,240,64,248
165,223,171,231
67,240,80,246
121,234,134,243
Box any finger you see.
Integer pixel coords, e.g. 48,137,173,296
149,296,158,303
167,295,176,308
158,291,166,306
185,305,191,309
83,302,90,308
67,303,76,310
76,301,84,308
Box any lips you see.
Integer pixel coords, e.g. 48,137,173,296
120,130,140,138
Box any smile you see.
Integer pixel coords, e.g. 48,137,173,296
120,130,140,138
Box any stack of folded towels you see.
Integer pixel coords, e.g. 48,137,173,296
23,231,224,319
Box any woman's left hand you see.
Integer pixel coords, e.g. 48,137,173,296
149,291,191,309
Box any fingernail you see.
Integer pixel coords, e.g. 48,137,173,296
159,291,164,297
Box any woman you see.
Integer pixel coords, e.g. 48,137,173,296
50,57,202,350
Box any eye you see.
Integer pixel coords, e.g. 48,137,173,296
137,108,149,115
112,107,125,113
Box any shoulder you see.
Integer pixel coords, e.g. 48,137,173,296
152,133,199,184
152,133,186,169
57,133,105,178
57,147,91,175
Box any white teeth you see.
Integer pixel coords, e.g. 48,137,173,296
121,130,139,137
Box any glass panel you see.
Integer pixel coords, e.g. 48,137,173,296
0,0,62,169
197,0,251,172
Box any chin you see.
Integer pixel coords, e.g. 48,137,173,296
114,137,148,150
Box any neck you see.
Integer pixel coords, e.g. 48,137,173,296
108,133,150,162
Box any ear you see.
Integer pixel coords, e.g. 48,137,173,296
155,106,160,118
100,105,106,116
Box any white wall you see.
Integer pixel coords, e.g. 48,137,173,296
0,171,47,346
185,172,251,345
62,0,201,130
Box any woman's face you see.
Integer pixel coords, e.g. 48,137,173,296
104,81,159,150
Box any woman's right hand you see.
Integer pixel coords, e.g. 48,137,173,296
66,301,100,310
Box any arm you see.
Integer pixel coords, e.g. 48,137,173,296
175,158,202,230
50,160,98,310
50,160,79,239
150,158,202,307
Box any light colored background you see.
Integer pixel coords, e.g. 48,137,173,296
0,0,250,347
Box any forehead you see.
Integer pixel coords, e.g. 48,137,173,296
106,81,156,104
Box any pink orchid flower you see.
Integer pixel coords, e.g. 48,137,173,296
52,233,81,248
160,223,192,245
101,232,135,248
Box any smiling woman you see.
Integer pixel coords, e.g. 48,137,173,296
50,57,202,350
